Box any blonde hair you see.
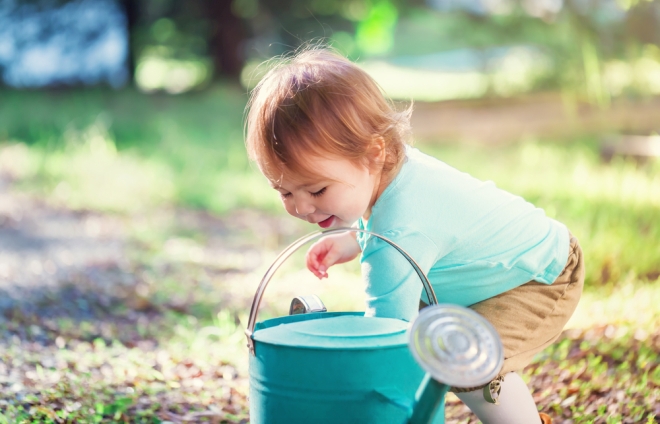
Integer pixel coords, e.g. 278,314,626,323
245,46,412,185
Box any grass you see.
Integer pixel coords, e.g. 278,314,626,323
0,307,250,423
0,87,278,214
0,86,658,423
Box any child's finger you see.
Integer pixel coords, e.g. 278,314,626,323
306,239,334,279
319,248,342,270
318,265,328,279
306,247,325,278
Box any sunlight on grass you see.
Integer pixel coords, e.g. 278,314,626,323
0,85,285,215
360,61,488,101
360,46,553,101
0,136,279,215
567,278,660,332
2,138,174,213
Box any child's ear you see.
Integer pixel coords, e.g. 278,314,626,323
366,136,386,173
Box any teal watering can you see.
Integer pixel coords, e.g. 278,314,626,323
246,228,504,424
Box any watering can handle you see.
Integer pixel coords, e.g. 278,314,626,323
245,227,439,355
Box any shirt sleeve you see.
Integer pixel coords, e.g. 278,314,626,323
360,228,439,322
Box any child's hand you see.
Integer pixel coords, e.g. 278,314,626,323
306,232,361,279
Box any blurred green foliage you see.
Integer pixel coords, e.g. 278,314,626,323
128,0,660,103
4,0,659,103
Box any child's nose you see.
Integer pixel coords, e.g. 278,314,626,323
295,198,315,216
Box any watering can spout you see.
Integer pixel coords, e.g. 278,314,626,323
408,375,449,424
371,378,448,424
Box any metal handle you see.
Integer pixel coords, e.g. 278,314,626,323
246,227,439,355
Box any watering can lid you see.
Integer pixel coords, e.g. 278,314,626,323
253,312,410,350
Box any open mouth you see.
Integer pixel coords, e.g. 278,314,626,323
317,216,335,228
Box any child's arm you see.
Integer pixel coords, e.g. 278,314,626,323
361,230,439,321
306,232,361,279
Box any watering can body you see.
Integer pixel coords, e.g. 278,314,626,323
246,229,501,424
249,311,446,424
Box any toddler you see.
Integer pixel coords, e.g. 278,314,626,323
245,46,584,424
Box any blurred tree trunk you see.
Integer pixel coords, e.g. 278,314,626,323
626,1,660,45
120,0,139,86
204,0,246,81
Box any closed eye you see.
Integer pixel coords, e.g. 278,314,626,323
310,187,326,197
280,192,292,198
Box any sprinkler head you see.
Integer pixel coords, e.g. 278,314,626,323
408,304,504,388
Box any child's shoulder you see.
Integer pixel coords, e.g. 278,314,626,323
405,145,441,166
374,147,461,216
375,145,511,223
398,146,475,189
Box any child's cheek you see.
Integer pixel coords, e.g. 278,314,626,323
282,200,295,216
283,202,304,220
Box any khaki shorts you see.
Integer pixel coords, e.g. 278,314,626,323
440,233,585,392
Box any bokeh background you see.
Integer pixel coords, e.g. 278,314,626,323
0,0,658,423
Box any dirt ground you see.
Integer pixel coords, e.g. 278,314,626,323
410,93,660,144
0,171,296,328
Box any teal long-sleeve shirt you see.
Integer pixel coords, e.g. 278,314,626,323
356,146,569,322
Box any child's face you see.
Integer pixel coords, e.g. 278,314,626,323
270,155,381,228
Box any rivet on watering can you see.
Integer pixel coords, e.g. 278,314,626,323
289,295,327,315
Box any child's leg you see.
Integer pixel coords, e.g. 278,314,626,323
453,234,584,422
455,372,541,424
